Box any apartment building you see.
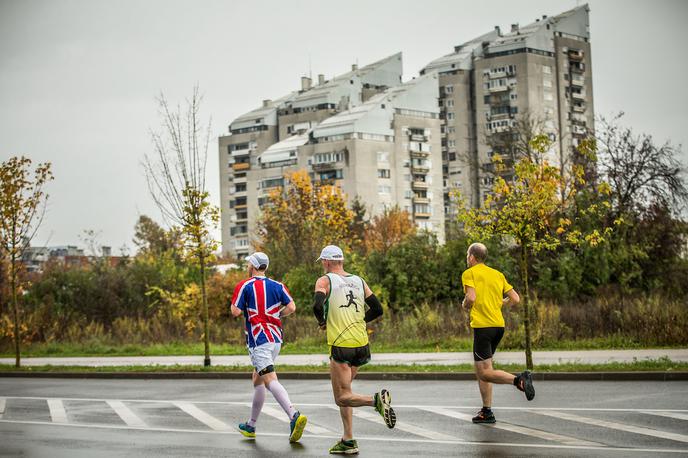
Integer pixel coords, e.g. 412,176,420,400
219,54,444,257
421,4,594,230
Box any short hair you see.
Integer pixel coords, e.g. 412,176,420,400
468,243,488,262
257,264,268,271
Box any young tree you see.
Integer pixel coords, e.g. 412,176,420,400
143,87,219,366
457,135,611,369
257,170,354,277
0,156,53,367
363,205,416,254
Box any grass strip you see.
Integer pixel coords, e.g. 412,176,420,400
1,359,687,373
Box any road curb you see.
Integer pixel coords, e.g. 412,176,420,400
0,371,687,381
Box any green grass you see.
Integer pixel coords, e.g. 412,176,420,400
1,336,685,359
1,358,686,373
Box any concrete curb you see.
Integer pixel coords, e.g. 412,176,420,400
1,371,687,381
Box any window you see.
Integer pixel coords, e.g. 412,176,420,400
377,151,389,163
314,151,344,164
445,84,454,94
447,126,456,134
235,183,247,192
446,100,454,107
320,169,343,181
377,169,391,179
449,152,456,161
543,79,552,88
447,140,456,148
414,204,431,214
447,112,455,120
260,177,284,189
544,93,553,101
235,238,249,248
510,93,518,100
378,185,391,194
404,190,413,199
543,65,552,74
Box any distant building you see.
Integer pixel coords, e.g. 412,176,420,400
218,4,594,256
21,245,121,272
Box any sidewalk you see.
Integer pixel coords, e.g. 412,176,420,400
1,349,686,367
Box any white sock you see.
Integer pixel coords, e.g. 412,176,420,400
248,384,266,427
266,380,296,419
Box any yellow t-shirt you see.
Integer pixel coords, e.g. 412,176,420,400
461,263,513,328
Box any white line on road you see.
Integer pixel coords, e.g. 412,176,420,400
5,396,688,413
328,405,458,441
173,401,231,431
646,411,688,422
419,406,601,446
106,400,146,428
537,410,688,444
0,397,5,419
258,404,331,435
47,399,68,423
1,418,687,454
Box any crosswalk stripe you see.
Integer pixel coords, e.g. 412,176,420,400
537,410,688,444
0,398,5,419
173,402,231,431
645,411,688,422
47,399,68,423
107,400,146,428
328,406,458,441
419,406,601,446
259,404,331,435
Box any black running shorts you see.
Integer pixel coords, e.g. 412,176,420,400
473,327,505,361
330,344,371,367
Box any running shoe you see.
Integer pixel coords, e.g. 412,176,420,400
238,422,256,438
373,389,396,428
515,370,535,401
289,411,308,443
472,409,496,424
329,439,359,454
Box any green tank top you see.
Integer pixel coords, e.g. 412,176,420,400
324,273,368,348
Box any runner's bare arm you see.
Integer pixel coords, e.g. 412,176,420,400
281,300,296,317
462,286,476,310
230,303,242,317
503,288,520,306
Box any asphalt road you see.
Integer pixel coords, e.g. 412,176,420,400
1,377,687,457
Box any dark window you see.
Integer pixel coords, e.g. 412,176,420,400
235,183,247,192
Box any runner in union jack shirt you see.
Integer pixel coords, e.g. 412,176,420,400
230,252,308,443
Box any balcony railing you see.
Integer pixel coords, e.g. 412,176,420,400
568,50,584,61
570,75,585,87
572,91,586,100
412,181,429,190
312,161,345,172
414,212,431,219
413,196,430,204
488,84,509,93
232,162,250,171
411,165,430,174
572,104,586,113
410,149,430,158
410,134,428,142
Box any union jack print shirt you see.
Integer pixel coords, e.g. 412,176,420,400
231,276,293,348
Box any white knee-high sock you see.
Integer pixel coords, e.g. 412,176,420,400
248,384,266,427
266,380,296,419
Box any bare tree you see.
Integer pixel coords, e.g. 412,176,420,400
0,156,53,367
143,86,218,366
596,113,688,217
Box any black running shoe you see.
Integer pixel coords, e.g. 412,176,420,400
516,370,535,401
472,410,496,424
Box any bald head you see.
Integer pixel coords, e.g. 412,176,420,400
467,242,488,265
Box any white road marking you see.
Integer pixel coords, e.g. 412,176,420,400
106,400,146,428
47,399,68,423
0,397,5,419
173,401,231,431
420,406,601,446
646,411,688,422
537,410,688,444
258,404,331,435
328,405,458,441
5,396,688,413
1,418,687,454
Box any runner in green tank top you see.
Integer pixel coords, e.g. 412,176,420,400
312,245,396,455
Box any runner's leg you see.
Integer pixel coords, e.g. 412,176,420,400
330,359,374,408
478,378,493,408
248,370,266,427
263,371,297,419
475,358,516,384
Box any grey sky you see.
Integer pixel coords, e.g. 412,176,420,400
1,0,686,253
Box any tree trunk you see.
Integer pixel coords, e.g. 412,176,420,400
520,244,533,370
10,252,20,368
199,250,211,367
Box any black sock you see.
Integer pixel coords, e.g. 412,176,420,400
513,375,520,386
482,406,492,413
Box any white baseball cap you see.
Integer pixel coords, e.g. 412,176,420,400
245,252,269,270
316,245,344,262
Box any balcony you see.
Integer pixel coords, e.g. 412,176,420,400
411,165,430,174
312,161,345,172
232,162,250,171
570,63,585,74
413,196,430,204
414,211,431,219
570,75,585,87
231,148,254,158
410,134,427,142
412,180,429,190
410,149,430,159
568,50,584,61
573,104,586,113
572,125,587,136
572,91,586,101
488,84,509,93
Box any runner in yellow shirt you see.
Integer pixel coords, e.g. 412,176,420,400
461,242,535,424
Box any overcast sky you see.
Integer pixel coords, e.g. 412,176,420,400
1,0,686,253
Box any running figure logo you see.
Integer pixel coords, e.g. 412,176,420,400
341,290,359,312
